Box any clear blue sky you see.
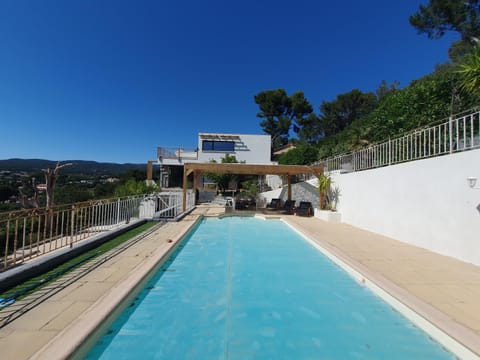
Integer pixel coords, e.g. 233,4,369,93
0,0,457,164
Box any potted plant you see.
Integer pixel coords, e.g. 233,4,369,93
315,174,342,222
317,174,332,210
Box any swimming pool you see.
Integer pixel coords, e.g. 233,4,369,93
84,216,455,359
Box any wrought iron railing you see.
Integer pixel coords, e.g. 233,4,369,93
0,191,196,272
317,109,480,172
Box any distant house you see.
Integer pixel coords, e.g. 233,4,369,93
154,132,273,188
272,143,296,158
105,177,120,183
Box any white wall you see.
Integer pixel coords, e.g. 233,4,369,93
197,133,272,164
265,174,283,189
331,149,480,265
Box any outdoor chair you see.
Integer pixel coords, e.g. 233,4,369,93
295,201,313,217
235,199,248,210
235,197,256,210
283,199,296,214
267,198,282,210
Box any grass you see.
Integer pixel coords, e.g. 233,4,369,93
0,221,158,303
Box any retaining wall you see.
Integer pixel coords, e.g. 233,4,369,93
331,149,480,265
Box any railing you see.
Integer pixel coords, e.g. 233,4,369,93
0,191,196,272
158,190,195,219
157,146,198,161
141,190,195,219
318,109,480,173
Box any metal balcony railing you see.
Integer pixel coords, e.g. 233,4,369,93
315,109,480,173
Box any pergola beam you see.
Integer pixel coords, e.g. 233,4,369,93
183,163,322,176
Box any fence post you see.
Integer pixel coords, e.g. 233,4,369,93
4,219,10,270
449,115,453,154
388,138,391,165
70,205,75,248
116,198,121,225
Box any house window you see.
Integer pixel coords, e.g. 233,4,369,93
202,140,235,152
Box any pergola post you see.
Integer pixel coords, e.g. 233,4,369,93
193,171,199,205
287,175,292,200
182,167,188,211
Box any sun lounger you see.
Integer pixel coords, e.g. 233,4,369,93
295,201,313,216
267,198,283,210
283,199,296,214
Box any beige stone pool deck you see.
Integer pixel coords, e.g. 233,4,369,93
0,205,479,359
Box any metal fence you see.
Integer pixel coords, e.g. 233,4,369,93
0,191,195,272
318,109,480,173
140,190,195,219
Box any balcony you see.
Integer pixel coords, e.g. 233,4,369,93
157,146,198,165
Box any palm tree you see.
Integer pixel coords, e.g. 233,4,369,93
317,174,332,210
457,46,480,96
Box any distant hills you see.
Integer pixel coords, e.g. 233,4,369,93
0,158,146,175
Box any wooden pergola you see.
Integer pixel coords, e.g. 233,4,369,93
182,162,323,210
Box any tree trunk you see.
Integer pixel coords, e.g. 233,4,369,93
320,192,325,210
43,162,73,230
44,162,72,210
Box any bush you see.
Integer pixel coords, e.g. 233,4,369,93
278,145,319,165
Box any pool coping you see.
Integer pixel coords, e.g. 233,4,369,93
4,210,479,359
281,217,480,359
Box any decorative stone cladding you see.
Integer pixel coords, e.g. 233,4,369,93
279,181,319,209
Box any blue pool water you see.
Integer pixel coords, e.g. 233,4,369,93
84,217,455,359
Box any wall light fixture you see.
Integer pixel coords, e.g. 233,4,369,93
467,177,480,189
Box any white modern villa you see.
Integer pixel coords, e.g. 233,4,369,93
152,132,274,188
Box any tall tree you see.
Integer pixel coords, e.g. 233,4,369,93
319,89,377,137
296,113,323,144
290,90,314,134
410,0,480,59
254,89,291,149
376,80,400,102
254,89,314,149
